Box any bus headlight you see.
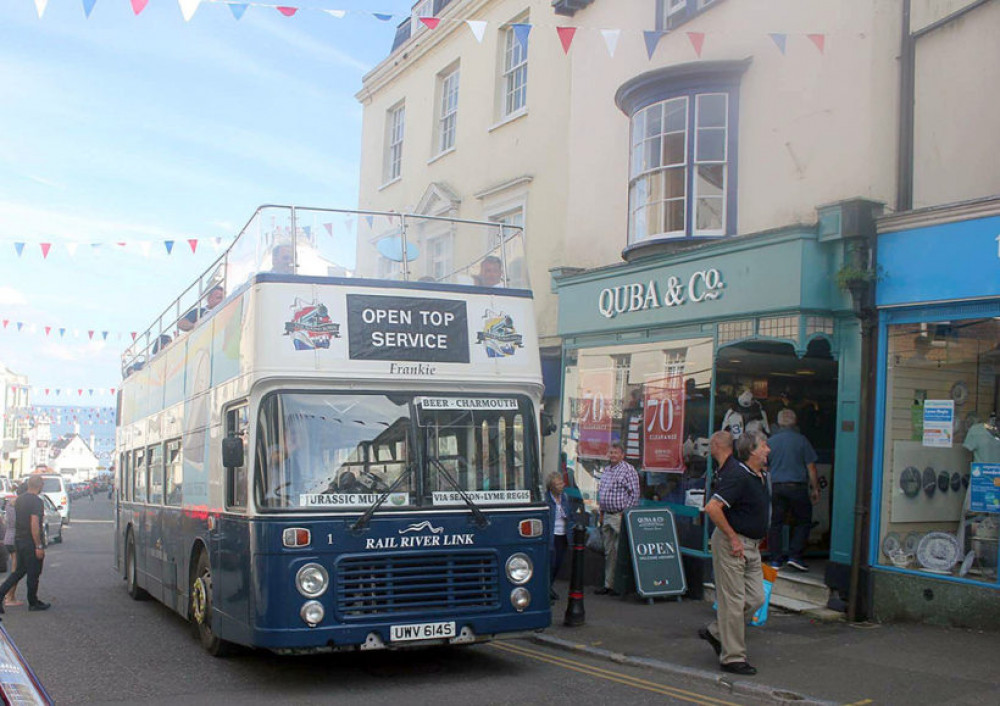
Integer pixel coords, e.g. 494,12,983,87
505,553,533,585
295,563,329,598
300,600,324,627
510,588,531,612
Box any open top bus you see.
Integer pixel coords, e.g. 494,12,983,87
114,206,549,655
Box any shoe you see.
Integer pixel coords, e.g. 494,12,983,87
606,589,621,597
786,558,809,572
769,561,784,570
698,627,721,657
721,661,757,676
593,587,611,595
28,601,50,612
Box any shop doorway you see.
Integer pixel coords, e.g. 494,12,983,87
715,338,838,559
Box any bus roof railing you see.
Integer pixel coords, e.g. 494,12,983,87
121,205,527,377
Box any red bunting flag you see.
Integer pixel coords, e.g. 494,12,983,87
110,388,115,395
44,389,49,395
2,320,7,328
807,33,825,53
130,332,137,341
78,389,83,396
131,0,147,14
419,16,439,30
40,243,52,259
88,330,94,339
687,31,705,57
45,326,51,336
188,239,198,253
556,27,577,54
323,223,333,236
276,6,297,16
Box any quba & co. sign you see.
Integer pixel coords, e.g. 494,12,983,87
597,269,725,319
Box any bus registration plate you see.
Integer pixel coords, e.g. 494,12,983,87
390,621,456,642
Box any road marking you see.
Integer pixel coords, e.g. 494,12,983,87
66,519,113,524
491,641,741,706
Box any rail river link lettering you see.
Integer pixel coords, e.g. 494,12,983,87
365,533,475,550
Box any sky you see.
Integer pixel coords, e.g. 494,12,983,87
0,0,414,405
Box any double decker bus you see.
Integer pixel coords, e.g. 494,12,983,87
114,206,549,655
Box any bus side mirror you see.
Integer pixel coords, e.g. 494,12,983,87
222,436,244,469
540,412,557,437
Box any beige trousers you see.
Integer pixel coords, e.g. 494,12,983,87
600,513,622,590
708,527,766,665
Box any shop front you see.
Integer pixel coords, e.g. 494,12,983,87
552,220,865,594
871,198,1000,628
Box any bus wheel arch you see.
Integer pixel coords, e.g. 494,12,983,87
189,544,235,657
125,527,149,601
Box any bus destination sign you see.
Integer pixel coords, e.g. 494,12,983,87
347,294,470,363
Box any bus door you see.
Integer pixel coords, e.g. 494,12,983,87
160,440,184,607
217,405,251,627
146,444,167,601
130,448,149,585
113,453,125,573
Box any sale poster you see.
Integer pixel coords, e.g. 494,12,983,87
577,369,615,458
642,375,686,473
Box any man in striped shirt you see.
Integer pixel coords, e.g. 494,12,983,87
594,442,640,596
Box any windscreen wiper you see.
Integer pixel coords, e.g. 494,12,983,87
351,464,413,532
428,458,489,528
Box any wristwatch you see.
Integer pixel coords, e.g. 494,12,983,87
36,545,44,550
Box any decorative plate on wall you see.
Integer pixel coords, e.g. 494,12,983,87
950,381,970,406
881,532,901,558
916,532,961,572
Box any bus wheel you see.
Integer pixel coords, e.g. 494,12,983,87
191,551,234,657
126,531,149,601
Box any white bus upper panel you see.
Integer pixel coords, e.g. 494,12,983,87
249,277,541,388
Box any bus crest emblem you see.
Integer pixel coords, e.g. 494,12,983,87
476,310,523,358
285,298,340,350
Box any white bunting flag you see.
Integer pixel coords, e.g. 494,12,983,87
323,9,346,18
138,241,152,258
466,20,487,43
65,242,79,258
33,0,47,17
179,0,200,21
601,29,620,58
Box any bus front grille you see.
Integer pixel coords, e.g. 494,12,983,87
335,552,499,618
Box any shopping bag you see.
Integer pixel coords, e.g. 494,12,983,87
712,562,777,627
585,526,604,555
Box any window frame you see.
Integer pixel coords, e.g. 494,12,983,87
500,19,528,119
656,0,722,30
147,443,164,506
225,403,250,511
436,66,460,155
164,438,182,507
383,101,406,185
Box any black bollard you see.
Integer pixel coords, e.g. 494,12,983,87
563,521,587,627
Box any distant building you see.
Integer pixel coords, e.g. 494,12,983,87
49,433,100,481
0,362,32,479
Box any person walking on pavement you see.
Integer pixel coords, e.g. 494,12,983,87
766,409,819,572
700,430,770,676
2,486,25,607
0,475,51,612
545,472,572,601
594,442,640,596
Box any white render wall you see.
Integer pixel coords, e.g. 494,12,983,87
357,0,991,343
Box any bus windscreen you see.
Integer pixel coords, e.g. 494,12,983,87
255,392,539,510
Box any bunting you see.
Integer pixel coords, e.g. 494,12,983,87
14,1,830,62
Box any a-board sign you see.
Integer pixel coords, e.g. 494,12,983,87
624,507,687,597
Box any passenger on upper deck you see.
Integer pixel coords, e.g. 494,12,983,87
271,244,294,275
475,255,503,287
178,286,224,332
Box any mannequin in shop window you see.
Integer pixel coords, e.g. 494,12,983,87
964,412,1000,463
722,390,770,440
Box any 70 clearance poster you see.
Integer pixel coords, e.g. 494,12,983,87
643,375,686,473
577,369,615,458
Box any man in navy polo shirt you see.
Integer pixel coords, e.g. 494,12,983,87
700,430,770,676
766,409,819,572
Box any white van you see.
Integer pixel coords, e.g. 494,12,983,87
38,475,70,524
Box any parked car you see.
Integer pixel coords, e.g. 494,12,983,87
37,475,69,524
0,621,53,704
40,495,63,546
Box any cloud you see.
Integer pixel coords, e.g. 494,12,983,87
0,287,27,305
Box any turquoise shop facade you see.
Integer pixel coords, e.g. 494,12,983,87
870,198,1000,629
551,217,867,595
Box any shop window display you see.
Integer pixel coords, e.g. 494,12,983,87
561,338,713,550
878,319,1000,582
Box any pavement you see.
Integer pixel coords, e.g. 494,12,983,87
533,578,999,705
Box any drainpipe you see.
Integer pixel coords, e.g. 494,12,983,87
896,0,914,212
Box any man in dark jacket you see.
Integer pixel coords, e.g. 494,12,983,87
0,474,51,612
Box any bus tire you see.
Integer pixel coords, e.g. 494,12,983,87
126,531,149,601
191,551,235,657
